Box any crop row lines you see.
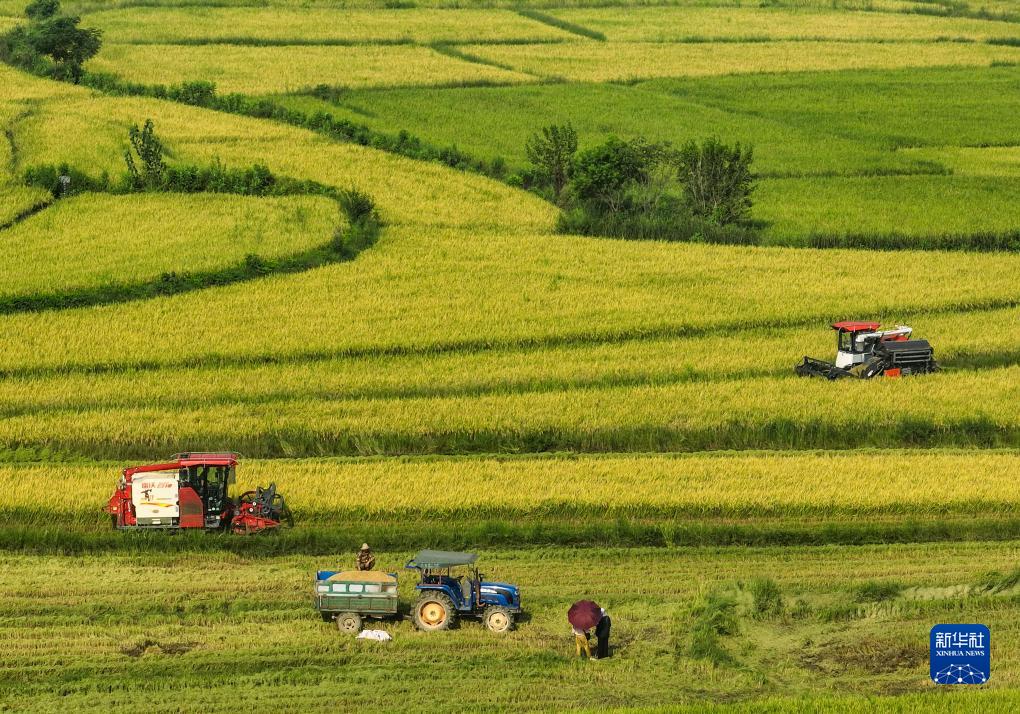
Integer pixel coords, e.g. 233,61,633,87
1,345,1015,423
2,294,1017,381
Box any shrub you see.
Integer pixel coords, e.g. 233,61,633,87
172,81,217,107
675,137,755,225
23,163,110,197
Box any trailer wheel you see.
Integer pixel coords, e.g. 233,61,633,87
413,594,455,632
484,606,513,633
336,612,362,634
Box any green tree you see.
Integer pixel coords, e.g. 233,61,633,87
568,136,652,214
675,138,755,225
124,119,166,189
22,0,102,83
524,123,577,204
24,0,59,20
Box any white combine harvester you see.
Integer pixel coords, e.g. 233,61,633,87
795,321,938,380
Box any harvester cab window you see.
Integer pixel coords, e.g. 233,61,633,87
838,331,851,352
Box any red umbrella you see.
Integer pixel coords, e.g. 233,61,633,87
568,600,602,631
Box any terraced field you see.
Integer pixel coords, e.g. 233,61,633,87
2,0,1020,710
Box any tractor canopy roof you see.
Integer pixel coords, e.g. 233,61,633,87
831,321,881,332
405,550,478,569
125,452,239,477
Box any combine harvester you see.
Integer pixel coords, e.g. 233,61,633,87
105,452,292,534
795,321,938,380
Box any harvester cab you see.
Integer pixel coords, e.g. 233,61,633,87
795,321,938,380
105,452,293,534
405,550,521,634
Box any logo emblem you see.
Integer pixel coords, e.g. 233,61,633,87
930,624,989,684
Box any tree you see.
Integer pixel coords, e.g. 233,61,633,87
26,13,102,82
124,119,166,189
524,123,577,204
24,0,59,20
675,138,755,225
568,136,652,214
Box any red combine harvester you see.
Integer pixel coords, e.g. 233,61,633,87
795,321,938,380
105,452,293,534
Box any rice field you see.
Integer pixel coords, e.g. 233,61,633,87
272,82,925,178
4,364,1019,459
900,146,1020,177
269,64,1020,176
87,43,539,93
647,66,1020,148
87,7,575,44
0,185,49,223
2,300,1020,423
7,97,556,231
551,6,1020,42
755,175,1020,243
8,218,1020,372
0,193,338,299
5,451,1020,527
4,542,1020,711
4,1,1020,709
464,40,1020,82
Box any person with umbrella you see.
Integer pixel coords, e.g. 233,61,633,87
568,600,602,660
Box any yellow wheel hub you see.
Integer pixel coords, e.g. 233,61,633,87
420,602,446,625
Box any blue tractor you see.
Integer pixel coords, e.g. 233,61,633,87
405,550,521,633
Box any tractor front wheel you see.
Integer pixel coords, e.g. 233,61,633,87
336,612,362,634
484,606,514,633
414,594,455,632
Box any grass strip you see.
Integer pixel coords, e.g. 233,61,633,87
5,515,1020,554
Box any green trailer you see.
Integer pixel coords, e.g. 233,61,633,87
314,569,400,633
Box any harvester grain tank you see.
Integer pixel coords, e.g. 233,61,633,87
795,321,938,379
104,452,293,534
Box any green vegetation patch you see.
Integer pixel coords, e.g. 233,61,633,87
274,82,927,178
756,175,1020,248
648,65,1020,148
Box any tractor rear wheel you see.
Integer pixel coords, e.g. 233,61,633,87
336,612,362,634
484,606,513,633
413,594,456,632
